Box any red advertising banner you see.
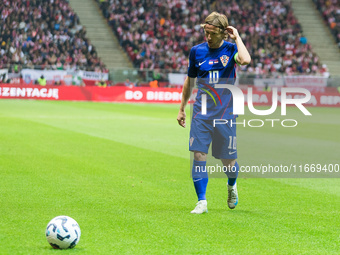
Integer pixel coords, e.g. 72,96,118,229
0,84,183,103
0,84,339,107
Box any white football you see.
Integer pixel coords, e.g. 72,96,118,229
46,216,81,249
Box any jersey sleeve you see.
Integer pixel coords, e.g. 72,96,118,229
187,47,197,78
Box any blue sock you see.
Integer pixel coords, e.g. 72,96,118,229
226,161,239,186
192,160,208,201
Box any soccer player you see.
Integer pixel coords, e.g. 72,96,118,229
177,12,251,214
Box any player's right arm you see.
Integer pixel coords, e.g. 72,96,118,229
177,76,195,128
178,46,197,128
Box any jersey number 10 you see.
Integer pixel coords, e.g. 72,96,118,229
209,70,219,84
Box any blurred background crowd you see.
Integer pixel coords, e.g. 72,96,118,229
1,0,338,77
0,0,107,72
314,0,340,48
98,0,331,76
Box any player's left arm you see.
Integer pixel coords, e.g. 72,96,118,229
226,26,251,65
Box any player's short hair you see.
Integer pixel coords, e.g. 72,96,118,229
200,12,229,39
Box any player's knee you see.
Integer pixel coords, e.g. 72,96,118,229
194,151,207,161
221,159,236,168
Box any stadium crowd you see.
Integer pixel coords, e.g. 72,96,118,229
0,0,107,72
99,0,326,76
314,0,340,48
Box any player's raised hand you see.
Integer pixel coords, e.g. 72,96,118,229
225,26,240,40
177,110,186,128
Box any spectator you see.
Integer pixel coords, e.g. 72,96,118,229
37,75,46,86
124,78,134,87
96,78,107,87
320,63,330,78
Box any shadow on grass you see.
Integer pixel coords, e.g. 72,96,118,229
209,209,254,214
40,245,85,253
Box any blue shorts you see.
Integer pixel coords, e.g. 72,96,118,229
189,118,237,159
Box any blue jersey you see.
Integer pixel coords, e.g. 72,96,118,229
188,41,238,120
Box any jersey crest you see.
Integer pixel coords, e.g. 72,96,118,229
220,55,229,67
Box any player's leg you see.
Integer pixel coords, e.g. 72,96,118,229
212,120,239,209
192,151,208,201
189,118,213,214
190,151,208,214
221,158,239,209
221,159,239,186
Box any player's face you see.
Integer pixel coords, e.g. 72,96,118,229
204,24,224,48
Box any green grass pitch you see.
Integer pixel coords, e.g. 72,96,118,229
0,99,339,254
